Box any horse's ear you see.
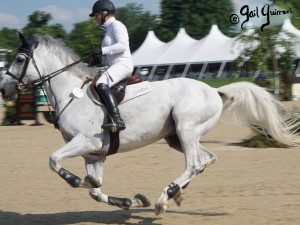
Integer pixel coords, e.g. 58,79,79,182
18,32,28,45
28,34,36,43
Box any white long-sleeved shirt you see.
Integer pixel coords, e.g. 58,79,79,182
101,17,132,66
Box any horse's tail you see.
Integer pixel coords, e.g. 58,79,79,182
217,81,299,146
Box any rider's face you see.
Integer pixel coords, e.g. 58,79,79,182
94,12,102,26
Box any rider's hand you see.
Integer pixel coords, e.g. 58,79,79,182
88,55,102,67
91,46,102,56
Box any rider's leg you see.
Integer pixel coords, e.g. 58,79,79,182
96,83,126,131
96,61,133,132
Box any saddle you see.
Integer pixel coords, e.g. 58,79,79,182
90,74,143,104
89,74,144,157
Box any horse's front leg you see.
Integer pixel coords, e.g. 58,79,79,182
84,156,151,209
49,133,99,188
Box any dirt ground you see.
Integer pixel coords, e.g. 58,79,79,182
0,101,300,225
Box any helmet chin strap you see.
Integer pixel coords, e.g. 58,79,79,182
100,11,109,25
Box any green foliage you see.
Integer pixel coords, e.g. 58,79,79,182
200,77,254,88
0,27,19,63
116,4,158,52
1,105,21,126
66,4,157,60
235,26,297,100
66,19,102,60
0,4,156,66
0,11,68,64
157,0,236,42
275,0,300,29
240,132,288,148
240,112,300,148
22,11,67,39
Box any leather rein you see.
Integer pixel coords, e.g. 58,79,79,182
6,42,91,94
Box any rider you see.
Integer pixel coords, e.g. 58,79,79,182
89,0,133,132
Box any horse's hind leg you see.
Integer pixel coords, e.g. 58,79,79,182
84,156,151,209
156,129,216,215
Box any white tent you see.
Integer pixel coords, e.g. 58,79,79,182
282,18,300,37
132,19,300,80
132,25,238,66
281,18,300,59
155,27,198,65
188,25,238,63
131,30,165,67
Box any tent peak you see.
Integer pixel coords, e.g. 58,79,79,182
179,22,184,29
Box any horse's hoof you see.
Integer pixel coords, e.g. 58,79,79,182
134,194,151,207
155,202,169,215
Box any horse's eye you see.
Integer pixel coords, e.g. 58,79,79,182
16,56,25,64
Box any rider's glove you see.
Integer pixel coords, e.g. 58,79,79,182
88,55,102,67
88,46,102,67
91,46,102,56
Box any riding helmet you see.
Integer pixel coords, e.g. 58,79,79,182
89,0,116,17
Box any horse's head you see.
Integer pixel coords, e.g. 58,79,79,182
0,32,39,100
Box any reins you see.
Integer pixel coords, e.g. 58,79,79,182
15,54,92,93
31,54,93,131
6,41,94,131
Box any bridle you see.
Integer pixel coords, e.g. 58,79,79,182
6,41,90,94
5,37,92,130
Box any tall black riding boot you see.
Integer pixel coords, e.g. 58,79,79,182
96,83,126,132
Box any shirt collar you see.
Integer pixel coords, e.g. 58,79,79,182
102,16,115,29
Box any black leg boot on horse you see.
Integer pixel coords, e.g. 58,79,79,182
96,83,126,133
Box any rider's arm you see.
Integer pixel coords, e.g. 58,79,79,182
102,21,129,55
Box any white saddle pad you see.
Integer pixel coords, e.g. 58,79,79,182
87,81,152,106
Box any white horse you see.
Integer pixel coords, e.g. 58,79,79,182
1,33,299,215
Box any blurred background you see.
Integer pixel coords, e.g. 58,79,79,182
0,0,300,125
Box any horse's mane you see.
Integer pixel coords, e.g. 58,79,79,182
37,35,96,80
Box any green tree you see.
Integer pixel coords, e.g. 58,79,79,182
115,4,158,52
66,19,101,59
0,11,68,68
157,0,235,42
67,3,158,59
236,26,297,100
22,11,67,39
271,0,300,29
0,27,19,63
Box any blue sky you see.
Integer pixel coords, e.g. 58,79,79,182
0,0,273,32
0,0,161,31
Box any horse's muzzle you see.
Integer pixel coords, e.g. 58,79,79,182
0,89,5,97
